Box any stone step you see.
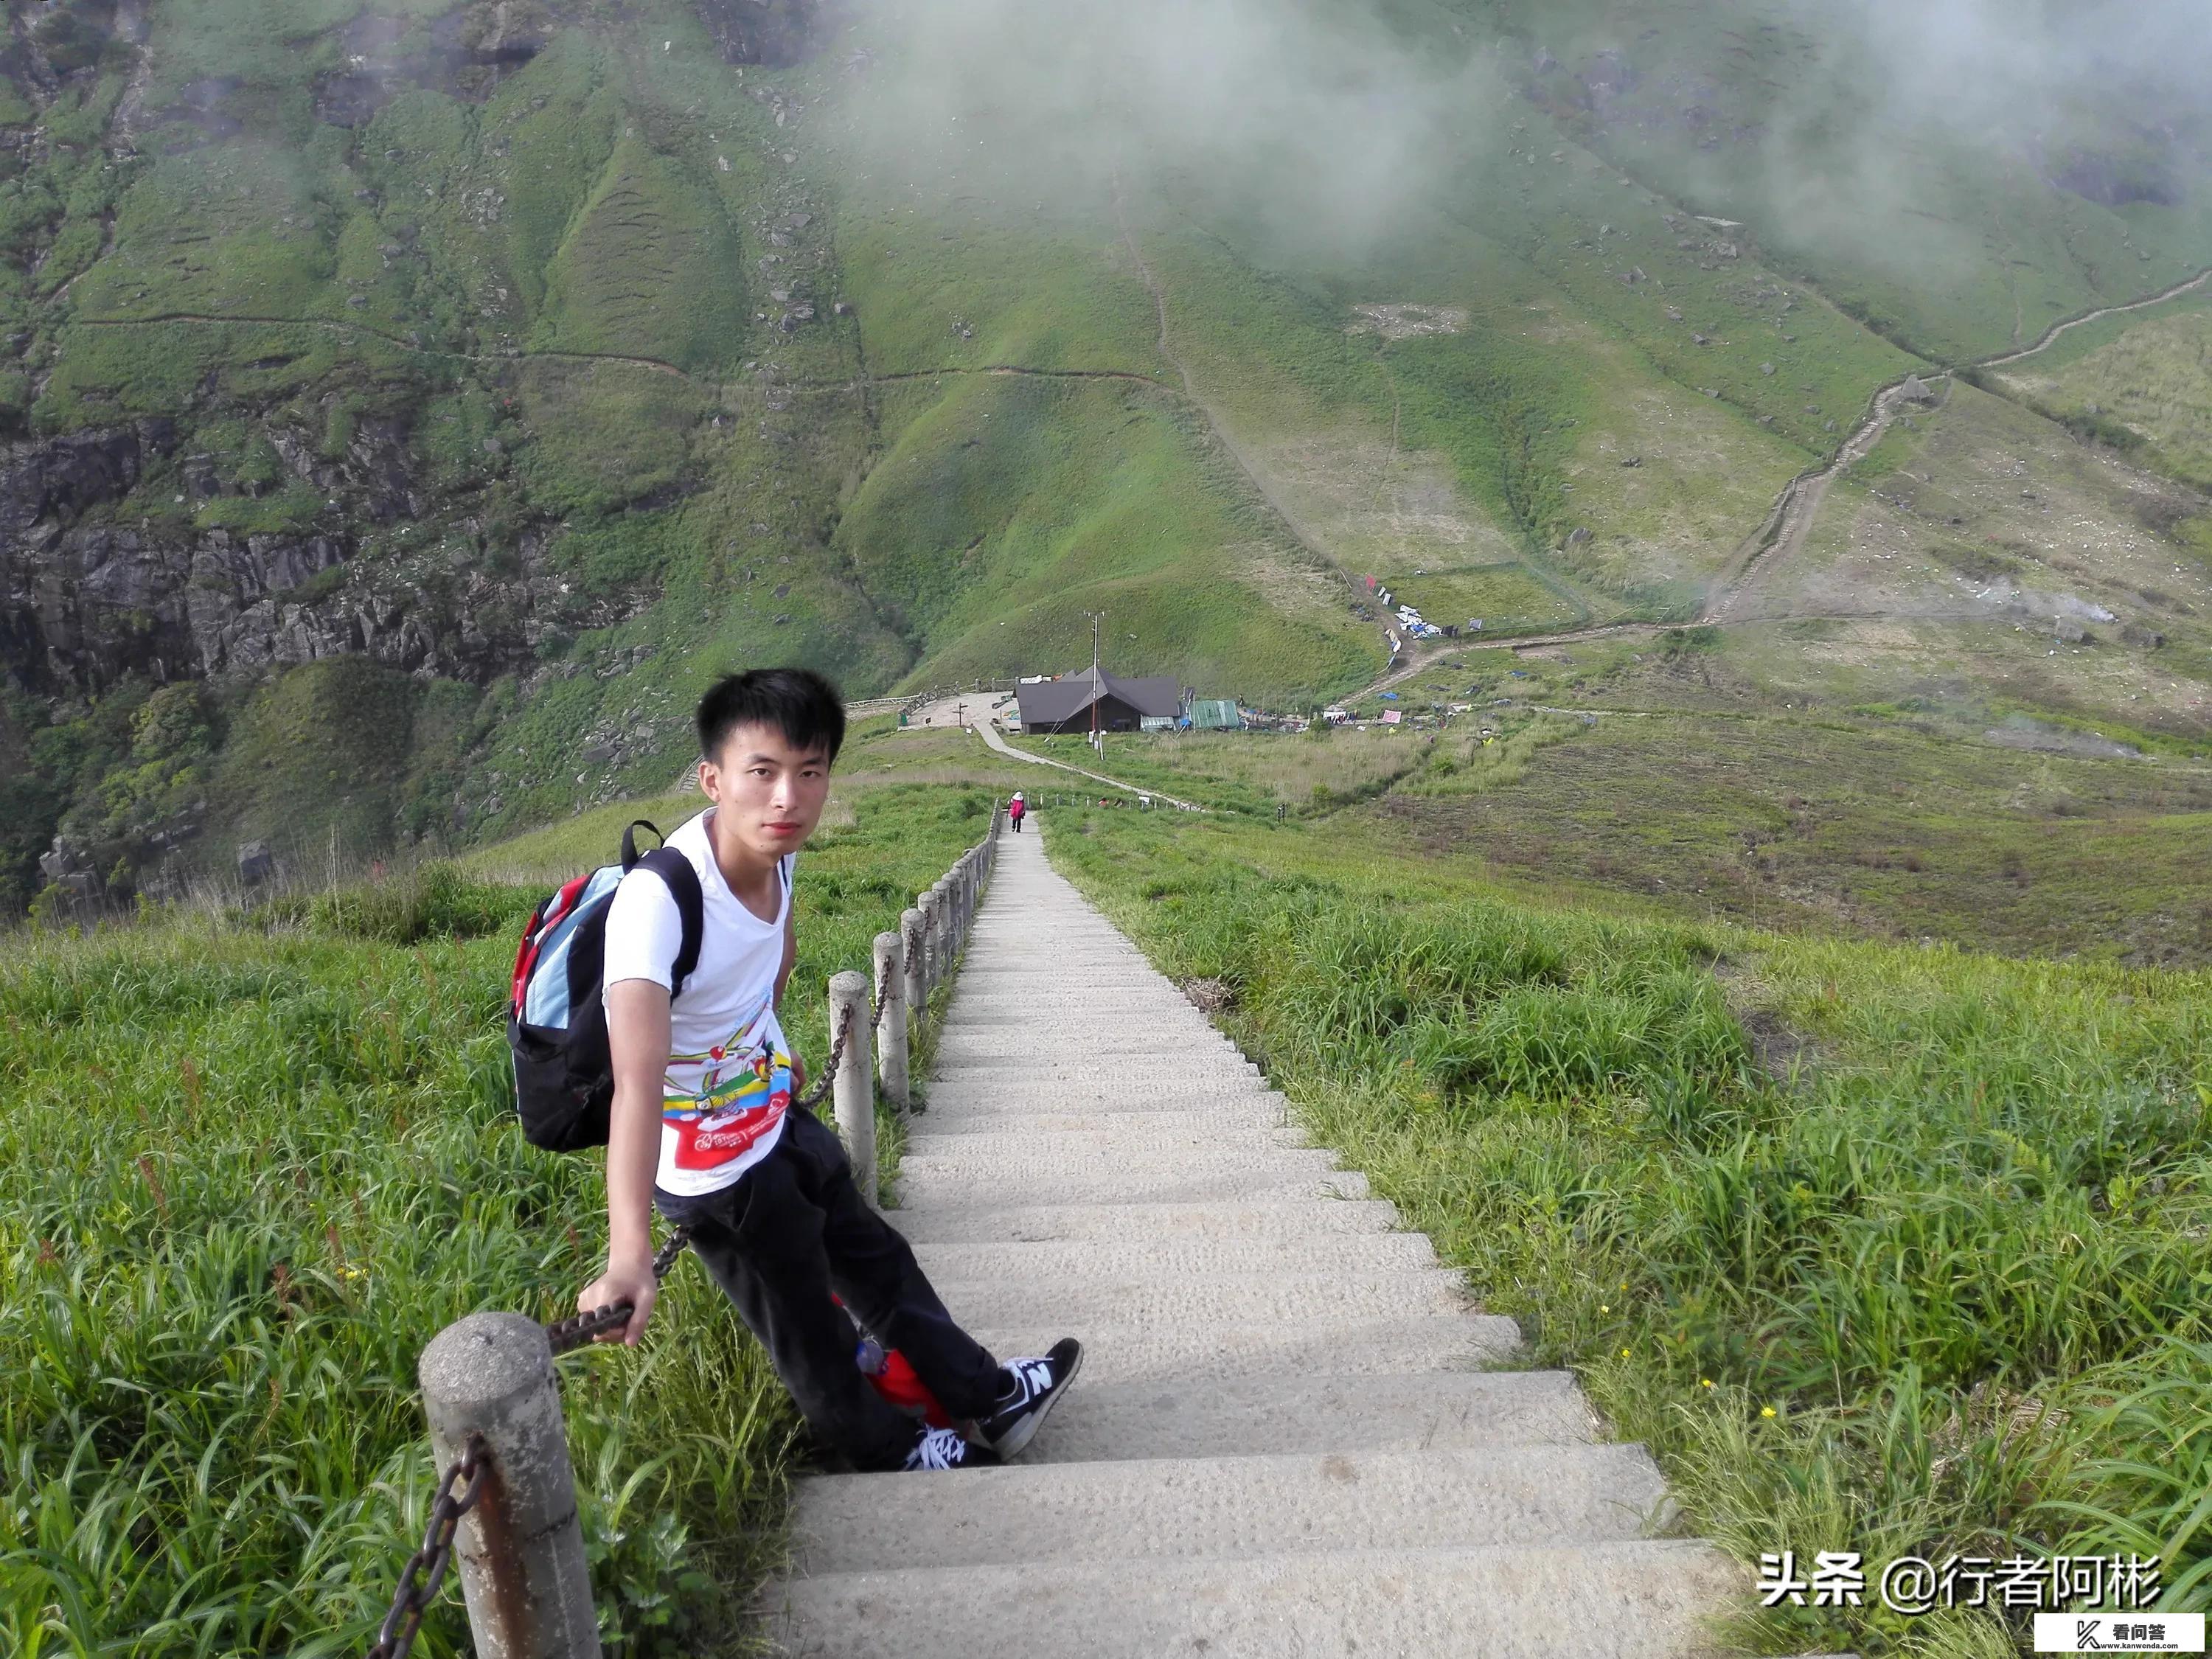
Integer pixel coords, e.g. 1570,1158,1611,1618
921,1071,1270,1100
932,1266,1472,1331
913,1105,1293,1138
950,956,1161,967
899,1142,1337,1181
915,1091,1288,1121
893,1158,1363,1212
961,1312,1522,1385
950,967,1157,982
926,1058,1265,1088
889,1197,1407,1246
910,1229,1436,1282
933,1029,1247,1061
943,1003,1214,1029
765,1538,1733,1659
793,1443,1672,1575
903,1124,1306,1161
1009,1367,1598,1464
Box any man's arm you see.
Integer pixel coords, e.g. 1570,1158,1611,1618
775,896,798,1007
577,978,670,1345
776,893,807,1094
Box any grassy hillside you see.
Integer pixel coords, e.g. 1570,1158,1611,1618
1041,799,2212,1657
7,0,2212,919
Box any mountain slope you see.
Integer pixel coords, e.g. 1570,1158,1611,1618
4,0,2211,920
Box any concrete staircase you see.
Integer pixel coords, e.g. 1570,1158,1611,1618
765,827,1751,1658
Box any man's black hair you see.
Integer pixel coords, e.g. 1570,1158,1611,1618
695,667,846,765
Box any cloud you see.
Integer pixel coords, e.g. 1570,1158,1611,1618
838,0,1499,254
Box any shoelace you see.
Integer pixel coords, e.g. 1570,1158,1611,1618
907,1427,969,1470
1001,1355,1054,1407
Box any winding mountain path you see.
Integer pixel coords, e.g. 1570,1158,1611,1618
1980,264,2212,370
764,824,1808,1658
967,717,1205,811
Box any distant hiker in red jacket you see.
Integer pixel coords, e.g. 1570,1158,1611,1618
1009,791,1026,832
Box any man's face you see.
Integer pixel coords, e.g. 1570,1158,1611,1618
698,723,832,863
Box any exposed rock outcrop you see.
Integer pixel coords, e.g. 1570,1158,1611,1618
0,416,537,694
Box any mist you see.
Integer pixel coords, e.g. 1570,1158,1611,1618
836,0,1500,257
1794,0,2212,131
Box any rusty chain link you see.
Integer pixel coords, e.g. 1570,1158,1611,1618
366,1432,490,1659
541,1224,694,1356
870,958,894,1034
792,1003,856,1111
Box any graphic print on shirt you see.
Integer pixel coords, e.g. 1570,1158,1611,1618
662,993,792,1173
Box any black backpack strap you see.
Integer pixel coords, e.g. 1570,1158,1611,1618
636,846,706,998
619,818,665,871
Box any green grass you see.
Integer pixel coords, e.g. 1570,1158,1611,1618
0,782,992,1656
837,374,1376,703
1050,676,2212,967
1042,802,2212,1655
1992,288,2212,493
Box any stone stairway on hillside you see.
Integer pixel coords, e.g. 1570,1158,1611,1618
763,826,1785,1658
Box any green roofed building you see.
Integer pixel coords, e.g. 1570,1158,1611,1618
1190,699,1241,731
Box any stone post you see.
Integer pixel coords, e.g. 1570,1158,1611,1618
922,889,946,994
873,931,908,1113
417,1314,599,1659
931,878,953,979
829,970,876,1206
900,906,927,1029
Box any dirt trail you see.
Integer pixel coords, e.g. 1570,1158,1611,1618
1107,179,1351,584
1980,264,2212,369
73,312,692,378
1706,375,1942,622
1357,260,2212,695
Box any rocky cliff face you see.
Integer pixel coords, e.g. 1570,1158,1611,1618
0,415,541,695
0,0,860,917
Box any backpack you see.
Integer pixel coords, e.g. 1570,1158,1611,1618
507,819,704,1152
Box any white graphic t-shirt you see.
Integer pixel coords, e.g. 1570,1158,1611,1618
601,810,795,1198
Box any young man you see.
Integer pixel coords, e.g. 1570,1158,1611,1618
577,667,1080,1472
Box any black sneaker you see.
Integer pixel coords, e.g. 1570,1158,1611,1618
902,1425,998,1471
975,1338,1083,1458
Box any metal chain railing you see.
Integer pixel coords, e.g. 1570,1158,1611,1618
541,1223,695,1356
871,958,894,1034
793,1003,858,1111
367,1432,490,1659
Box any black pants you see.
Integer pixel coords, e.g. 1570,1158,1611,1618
1010,813,1023,832
655,1110,1004,1471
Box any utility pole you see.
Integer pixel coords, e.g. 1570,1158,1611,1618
1082,609,1105,756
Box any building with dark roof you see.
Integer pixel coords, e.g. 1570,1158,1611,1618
1014,667,1183,734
